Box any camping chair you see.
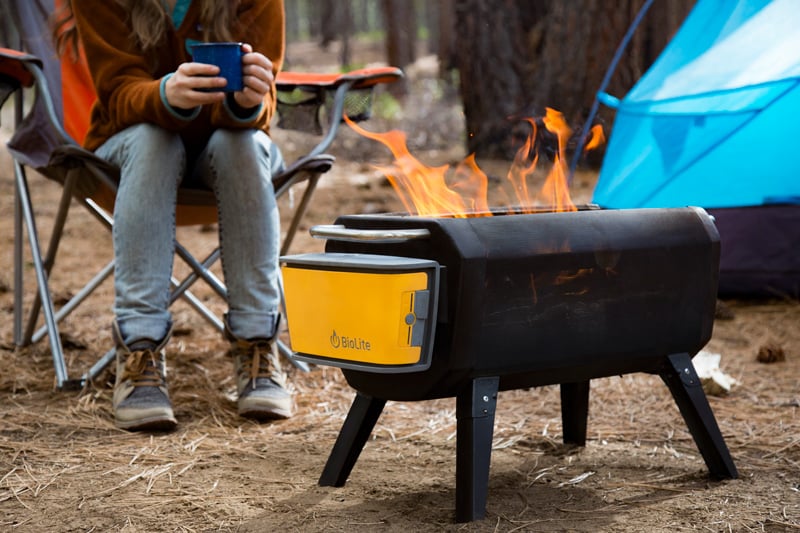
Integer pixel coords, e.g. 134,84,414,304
0,1,402,390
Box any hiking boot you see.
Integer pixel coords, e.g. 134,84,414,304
112,324,177,431
228,336,293,420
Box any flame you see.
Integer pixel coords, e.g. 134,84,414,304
584,124,606,152
345,107,603,217
538,107,577,213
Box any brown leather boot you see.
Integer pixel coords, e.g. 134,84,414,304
112,323,177,431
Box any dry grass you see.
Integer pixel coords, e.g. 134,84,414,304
1,176,798,530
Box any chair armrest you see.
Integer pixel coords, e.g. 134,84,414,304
0,47,43,112
276,66,403,92
273,153,336,197
0,46,74,148
0,47,41,88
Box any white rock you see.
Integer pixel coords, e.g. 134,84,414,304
693,350,739,396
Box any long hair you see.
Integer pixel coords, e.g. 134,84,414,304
53,0,241,57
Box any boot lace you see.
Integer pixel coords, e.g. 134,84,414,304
239,340,284,390
120,350,165,388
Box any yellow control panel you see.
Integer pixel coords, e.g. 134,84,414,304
281,253,439,372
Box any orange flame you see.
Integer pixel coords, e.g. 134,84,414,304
345,107,603,217
584,124,606,152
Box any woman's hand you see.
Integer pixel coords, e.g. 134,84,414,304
164,62,226,109
163,43,272,111
233,43,274,109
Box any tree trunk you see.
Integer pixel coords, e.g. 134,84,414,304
423,0,439,55
319,0,337,49
284,0,300,41
382,0,416,68
382,0,417,94
454,0,694,160
340,0,353,66
526,1,630,122
454,0,541,159
306,0,322,42
353,0,369,33
438,0,456,77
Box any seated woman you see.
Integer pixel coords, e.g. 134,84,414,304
55,0,291,430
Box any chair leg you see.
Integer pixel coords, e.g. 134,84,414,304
174,244,227,299
82,346,117,385
280,173,321,256
13,163,69,388
13,167,24,346
170,275,225,332
319,392,386,487
22,171,76,344
275,339,310,372
660,353,738,479
455,376,499,522
12,161,319,388
32,260,114,344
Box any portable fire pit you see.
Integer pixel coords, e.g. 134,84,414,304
281,206,738,522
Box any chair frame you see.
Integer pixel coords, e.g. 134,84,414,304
1,44,402,390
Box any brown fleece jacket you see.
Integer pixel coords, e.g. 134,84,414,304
71,0,285,152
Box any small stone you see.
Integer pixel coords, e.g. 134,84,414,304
756,343,786,363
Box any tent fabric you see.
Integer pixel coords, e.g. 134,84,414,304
708,205,800,297
593,0,800,210
592,0,800,297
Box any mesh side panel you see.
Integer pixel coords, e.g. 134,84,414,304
325,87,374,123
276,85,376,133
276,87,324,134
276,101,323,134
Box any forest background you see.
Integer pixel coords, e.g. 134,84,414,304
283,0,695,160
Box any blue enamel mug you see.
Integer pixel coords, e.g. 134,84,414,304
190,42,244,92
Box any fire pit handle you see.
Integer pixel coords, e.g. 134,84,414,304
310,224,431,243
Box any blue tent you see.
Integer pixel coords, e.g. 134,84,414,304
592,0,800,297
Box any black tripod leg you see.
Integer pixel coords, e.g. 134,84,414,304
560,380,590,446
660,353,738,479
455,376,500,523
319,392,387,487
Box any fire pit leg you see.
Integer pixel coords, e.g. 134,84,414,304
455,376,499,523
660,353,738,480
319,392,387,487
560,381,590,446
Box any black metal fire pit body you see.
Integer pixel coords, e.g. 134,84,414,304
286,207,738,522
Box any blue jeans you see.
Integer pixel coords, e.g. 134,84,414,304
95,124,284,345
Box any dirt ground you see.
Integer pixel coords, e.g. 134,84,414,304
1,40,798,532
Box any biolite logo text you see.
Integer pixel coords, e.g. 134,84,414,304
330,330,371,351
